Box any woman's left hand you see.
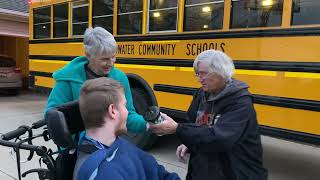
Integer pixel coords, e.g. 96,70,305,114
176,144,188,163
149,113,178,135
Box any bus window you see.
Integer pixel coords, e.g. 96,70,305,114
93,0,113,33
231,0,283,28
72,0,89,36
53,3,68,38
184,0,224,31
292,0,320,25
117,0,143,35
33,7,51,39
148,0,178,32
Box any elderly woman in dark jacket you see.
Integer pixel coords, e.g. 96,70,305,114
150,50,268,180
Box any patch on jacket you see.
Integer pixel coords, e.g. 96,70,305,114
213,114,221,125
196,111,221,126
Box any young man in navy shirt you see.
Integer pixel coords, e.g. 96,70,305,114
73,77,180,180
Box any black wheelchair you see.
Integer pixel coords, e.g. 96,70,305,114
0,101,84,180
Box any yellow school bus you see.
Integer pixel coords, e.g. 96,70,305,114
29,0,320,148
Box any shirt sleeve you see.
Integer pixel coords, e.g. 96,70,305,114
121,75,147,133
136,146,181,180
157,164,181,180
45,80,73,114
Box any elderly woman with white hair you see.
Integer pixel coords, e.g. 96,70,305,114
45,27,147,133
150,50,268,180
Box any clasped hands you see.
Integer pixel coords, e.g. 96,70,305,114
148,113,178,135
149,113,189,163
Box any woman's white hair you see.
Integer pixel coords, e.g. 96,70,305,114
83,27,117,58
193,50,235,82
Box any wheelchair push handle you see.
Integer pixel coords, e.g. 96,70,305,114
32,119,46,129
1,119,46,141
1,126,28,141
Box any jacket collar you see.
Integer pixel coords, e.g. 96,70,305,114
206,79,249,102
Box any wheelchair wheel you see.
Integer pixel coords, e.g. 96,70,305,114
121,88,158,150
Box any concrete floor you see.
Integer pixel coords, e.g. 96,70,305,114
0,91,320,180
0,91,50,180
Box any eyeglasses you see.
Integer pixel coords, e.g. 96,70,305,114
195,71,214,79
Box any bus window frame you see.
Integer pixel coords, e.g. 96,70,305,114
33,6,51,39
147,0,179,34
230,0,284,29
29,0,320,39
290,0,320,26
184,0,225,32
53,2,69,38
117,10,143,35
71,0,89,37
92,0,114,34
290,24,320,28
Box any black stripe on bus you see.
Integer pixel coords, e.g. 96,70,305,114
29,72,320,145
29,55,75,61
29,71,320,111
160,107,188,121
29,55,320,72
29,38,83,44
30,71,52,77
153,84,320,112
29,27,320,44
259,125,320,145
160,107,320,145
234,61,320,73
118,59,320,73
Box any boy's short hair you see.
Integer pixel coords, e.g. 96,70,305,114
79,77,124,129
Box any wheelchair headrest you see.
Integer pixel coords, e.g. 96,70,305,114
45,101,85,149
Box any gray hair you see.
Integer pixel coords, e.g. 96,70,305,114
83,27,117,58
193,50,235,82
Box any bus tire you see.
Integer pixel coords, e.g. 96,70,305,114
121,88,158,150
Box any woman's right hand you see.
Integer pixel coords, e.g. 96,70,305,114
176,144,188,163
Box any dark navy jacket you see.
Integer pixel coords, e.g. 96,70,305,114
76,137,180,180
176,79,268,180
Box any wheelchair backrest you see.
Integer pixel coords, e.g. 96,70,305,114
45,101,85,149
